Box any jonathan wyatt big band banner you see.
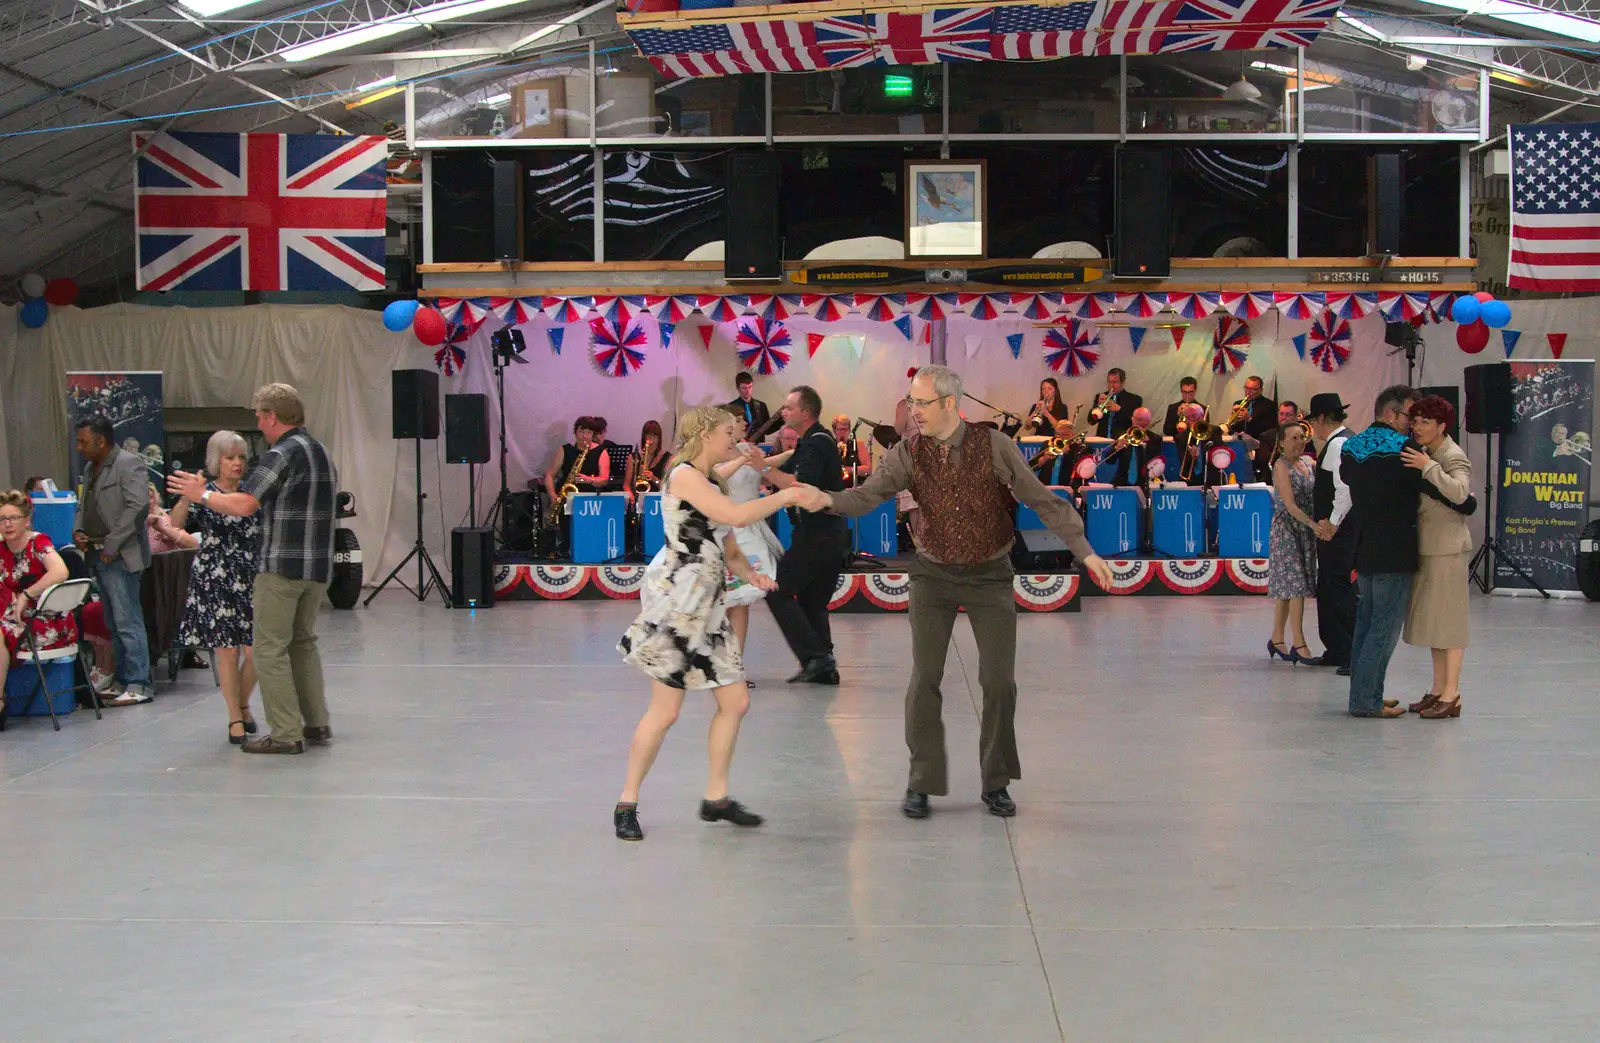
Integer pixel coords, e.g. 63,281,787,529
1494,360,1594,596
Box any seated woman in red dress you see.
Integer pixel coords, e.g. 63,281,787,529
0,489,75,724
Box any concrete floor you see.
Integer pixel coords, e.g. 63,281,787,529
2,590,1598,1042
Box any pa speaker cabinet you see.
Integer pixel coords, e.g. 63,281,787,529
392,369,440,440
493,159,524,262
1113,148,1172,278
1463,363,1514,434
445,393,490,464
1369,153,1402,256
1418,385,1461,444
451,527,495,609
725,151,781,281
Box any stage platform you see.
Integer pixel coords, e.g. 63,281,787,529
492,555,1270,610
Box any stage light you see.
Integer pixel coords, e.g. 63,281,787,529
491,326,528,364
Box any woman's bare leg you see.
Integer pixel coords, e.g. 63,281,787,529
620,681,686,803
705,681,751,802
728,604,749,656
237,646,257,725
214,647,245,738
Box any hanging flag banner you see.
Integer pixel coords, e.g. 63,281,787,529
1006,333,1024,359
893,315,914,340
1291,332,1307,360
547,327,565,355
1128,327,1147,353
1501,329,1521,358
692,324,713,350
807,332,825,357
965,334,983,360
1492,360,1594,596
659,321,676,348
1548,332,1568,359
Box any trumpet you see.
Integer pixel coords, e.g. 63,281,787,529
1220,398,1251,433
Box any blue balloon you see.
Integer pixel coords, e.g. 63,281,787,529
382,299,420,332
1480,299,1512,329
1451,296,1481,325
20,297,48,329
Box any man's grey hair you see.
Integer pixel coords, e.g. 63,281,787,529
917,365,963,403
205,429,249,477
252,382,305,426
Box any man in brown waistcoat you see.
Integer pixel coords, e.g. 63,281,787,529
819,366,1114,819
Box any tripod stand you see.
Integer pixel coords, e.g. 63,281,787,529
364,436,453,607
480,330,534,553
1468,430,1549,598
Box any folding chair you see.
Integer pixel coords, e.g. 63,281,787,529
15,579,102,731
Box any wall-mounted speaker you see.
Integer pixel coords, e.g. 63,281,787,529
392,369,440,441
1113,148,1172,278
725,151,781,281
1369,153,1401,256
493,159,523,262
1463,363,1514,435
445,393,490,464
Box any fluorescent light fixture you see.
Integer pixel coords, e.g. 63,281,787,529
180,0,268,14
1249,60,1297,76
1408,0,1600,42
483,92,512,104
346,85,404,109
282,0,537,61
355,75,397,92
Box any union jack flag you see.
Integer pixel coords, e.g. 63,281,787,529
815,8,994,65
134,132,388,292
1159,0,1341,51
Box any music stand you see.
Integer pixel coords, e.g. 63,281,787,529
480,327,530,549
1468,430,1549,597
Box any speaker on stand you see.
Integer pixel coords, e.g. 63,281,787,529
725,151,781,281
1462,362,1549,598
366,369,453,608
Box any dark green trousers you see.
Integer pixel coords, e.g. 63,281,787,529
905,555,1021,796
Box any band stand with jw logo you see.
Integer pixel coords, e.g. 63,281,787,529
569,492,630,564
365,369,453,609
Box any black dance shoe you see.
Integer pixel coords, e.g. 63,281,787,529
902,790,930,819
787,656,840,685
981,788,1017,817
614,804,643,841
699,798,763,827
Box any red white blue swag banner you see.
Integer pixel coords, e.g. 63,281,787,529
134,132,388,292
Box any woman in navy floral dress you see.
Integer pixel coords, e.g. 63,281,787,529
172,432,262,744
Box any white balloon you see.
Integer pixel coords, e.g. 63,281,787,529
20,272,45,298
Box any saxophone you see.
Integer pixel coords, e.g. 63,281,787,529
548,443,592,526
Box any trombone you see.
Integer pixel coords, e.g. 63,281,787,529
1093,425,1149,464
1179,421,1219,483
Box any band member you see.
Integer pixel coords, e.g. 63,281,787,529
1175,402,1226,485
1162,377,1207,438
1024,378,1071,437
1105,406,1164,488
818,366,1113,820
625,420,671,504
831,414,873,486
726,372,772,441
542,417,610,505
1031,419,1087,487
750,386,850,685
1253,401,1302,479
1307,393,1355,674
1088,368,1142,438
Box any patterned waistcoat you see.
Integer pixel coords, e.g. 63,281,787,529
908,423,1014,565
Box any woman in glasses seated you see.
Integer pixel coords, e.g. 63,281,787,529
0,489,75,728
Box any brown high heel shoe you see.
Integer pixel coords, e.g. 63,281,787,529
1419,695,1461,719
1409,692,1442,714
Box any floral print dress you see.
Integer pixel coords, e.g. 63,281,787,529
618,465,744,690
176,483,262,649
1,532,78,663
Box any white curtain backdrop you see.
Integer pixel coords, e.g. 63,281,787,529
3,296,1597,581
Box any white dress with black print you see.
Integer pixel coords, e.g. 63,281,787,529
618,465,744,690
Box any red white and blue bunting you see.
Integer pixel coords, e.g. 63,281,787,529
1211,316,1250,374
735,316,792,374
1308,311,1352,372
590,316,649,377
1043,321,1100,376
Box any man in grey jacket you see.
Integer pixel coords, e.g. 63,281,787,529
73,415,153,705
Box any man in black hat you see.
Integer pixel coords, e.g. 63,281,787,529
1307,392,1355,673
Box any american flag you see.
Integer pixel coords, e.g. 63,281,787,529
134,131,389,292
1508,122,1600,293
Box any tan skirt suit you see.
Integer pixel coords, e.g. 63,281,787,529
1404,435,1473,649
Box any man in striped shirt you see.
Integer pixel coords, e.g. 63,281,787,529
169,383,337,754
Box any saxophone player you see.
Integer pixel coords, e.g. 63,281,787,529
624,420,671,506
542,416,610,506
831,414,872,487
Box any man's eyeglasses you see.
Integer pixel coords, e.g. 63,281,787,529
905,395,943,408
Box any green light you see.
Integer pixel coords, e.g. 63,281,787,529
883,73,914,97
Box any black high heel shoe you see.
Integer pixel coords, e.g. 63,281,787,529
1292,645,1323,666
1267,639,1293,662
228,720,246,746
241,715,258,735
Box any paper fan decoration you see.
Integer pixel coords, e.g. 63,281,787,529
960,292,1000,320
735,317,792,375
433,320,476,376
590,317,648,377
488,296,539,325
1211,316,1250,374
1042,321,1100,377
1308,312,1352,372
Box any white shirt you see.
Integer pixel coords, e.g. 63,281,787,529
1320,428,1352,526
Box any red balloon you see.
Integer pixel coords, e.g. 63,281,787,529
43,278,78,307
1456,319,1490,354
413,307,447,346
1473,290,1494,302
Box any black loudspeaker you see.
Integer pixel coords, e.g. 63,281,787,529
725,151,781,280
502,491,539,553
445,393,490,464
451,527,496,609
1114,148,1172,278
1578,519,1600,602
493,159,523,262
1370,153,1401,255
392,369,440,440
1463,363,1514,434
1418,385,1461,444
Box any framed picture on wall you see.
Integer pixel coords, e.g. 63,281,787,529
904,160,986,259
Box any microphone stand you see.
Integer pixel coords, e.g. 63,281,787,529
962,392,1021,435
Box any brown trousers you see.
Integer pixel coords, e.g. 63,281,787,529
905,555,1021,795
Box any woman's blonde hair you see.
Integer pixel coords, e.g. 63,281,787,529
669,406,736,478
205,429,249,477
0,489,33,518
